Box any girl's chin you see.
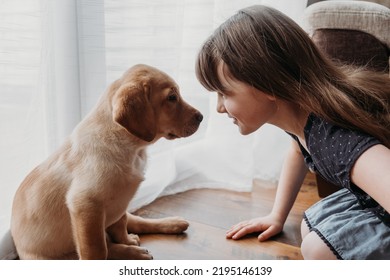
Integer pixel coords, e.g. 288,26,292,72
237,123,260,135
232,117,258,135
237,124,250,135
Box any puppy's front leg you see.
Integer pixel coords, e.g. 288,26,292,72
106,214,152,260
69,201,107,260
126,212,189,234
106,213,140,246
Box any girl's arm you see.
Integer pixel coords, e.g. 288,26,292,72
269,139,309,228
226,139,308,241
351,144,390,213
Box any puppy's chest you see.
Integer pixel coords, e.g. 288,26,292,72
104,150,147,224
107,151,146,198
104,182,141,228
110,148,147,181
132,150,147,175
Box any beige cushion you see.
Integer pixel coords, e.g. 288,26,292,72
356,0,390,9
303,1,390,48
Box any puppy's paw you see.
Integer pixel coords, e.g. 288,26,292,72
135,246,153,260
108,244,153,260
127,233,140,246
159,216,189,234
125,246,153,260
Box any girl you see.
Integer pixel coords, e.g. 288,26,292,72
195,5,390,259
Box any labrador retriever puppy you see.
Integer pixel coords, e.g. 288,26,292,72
11,64,203,260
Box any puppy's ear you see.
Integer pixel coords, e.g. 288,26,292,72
112,84,156,142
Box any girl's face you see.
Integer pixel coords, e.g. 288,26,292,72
216,63,278,135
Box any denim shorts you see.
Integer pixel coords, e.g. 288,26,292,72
304,188,390,259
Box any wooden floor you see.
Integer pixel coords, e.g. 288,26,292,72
133,173,320,260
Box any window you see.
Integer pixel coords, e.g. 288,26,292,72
0,0,306,250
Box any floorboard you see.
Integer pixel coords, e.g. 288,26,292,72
133,173,320,260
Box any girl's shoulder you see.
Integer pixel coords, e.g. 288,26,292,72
305,113,380,147
303,113,380,189
286,113,382,154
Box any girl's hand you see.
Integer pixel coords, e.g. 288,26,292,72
226,214,284,242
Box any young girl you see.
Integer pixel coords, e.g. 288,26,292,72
195,5,390,259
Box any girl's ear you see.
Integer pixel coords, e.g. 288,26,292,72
112,83,156,142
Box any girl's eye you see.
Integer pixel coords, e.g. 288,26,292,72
167,94,177,102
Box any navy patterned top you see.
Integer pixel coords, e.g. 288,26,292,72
289,113,390,226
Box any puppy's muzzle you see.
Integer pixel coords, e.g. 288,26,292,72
183,111,203,137
167,111,203,140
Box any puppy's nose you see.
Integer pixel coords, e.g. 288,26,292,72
195,112,203,123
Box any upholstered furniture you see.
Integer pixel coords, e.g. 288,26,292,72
303,0,390,197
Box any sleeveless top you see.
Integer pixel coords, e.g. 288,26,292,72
289,113,390,226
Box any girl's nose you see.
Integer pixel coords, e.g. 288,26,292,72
216,94,226,114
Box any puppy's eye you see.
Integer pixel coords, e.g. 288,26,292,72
167,94,177,102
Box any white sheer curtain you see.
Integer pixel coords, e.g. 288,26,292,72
0,0,307,258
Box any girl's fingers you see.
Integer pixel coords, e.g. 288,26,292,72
231,226,252,240
257,227,273,242
258,225,280,242
226,218,283,241
227,223,261,240
226,221,249,238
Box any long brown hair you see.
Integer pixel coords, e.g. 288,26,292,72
196,5,390,147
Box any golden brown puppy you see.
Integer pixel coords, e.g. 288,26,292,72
11,64,203,260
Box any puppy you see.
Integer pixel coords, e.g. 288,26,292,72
11,64,203,260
